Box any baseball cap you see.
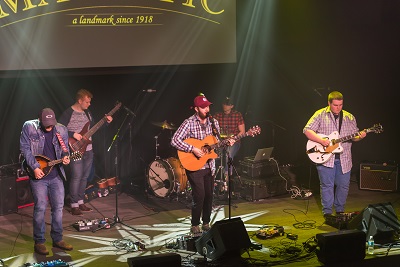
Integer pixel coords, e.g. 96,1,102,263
39,108,57,127
223,97,233,105
193,95,212,108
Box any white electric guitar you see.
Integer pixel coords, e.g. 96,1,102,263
306,124,383,164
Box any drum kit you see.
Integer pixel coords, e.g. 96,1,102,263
147,120,191,200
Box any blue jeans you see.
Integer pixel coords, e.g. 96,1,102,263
317,159,351,215
30,176,65,244
69,150,93,208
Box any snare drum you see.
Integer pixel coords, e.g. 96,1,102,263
147,157,187,198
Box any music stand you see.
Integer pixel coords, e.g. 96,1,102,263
94,110,139,232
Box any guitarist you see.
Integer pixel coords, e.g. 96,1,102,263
59,89,113,216
303,91,367,218
171,94,235,235
20,108,73,255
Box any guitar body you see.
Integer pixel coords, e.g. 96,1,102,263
178,135,219,171
23,155,60,178
306,124,383,164
68,121,92,154
306,131,343,164
23,153,81,178
177,126,262,171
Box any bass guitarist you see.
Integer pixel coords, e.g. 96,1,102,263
303,91,367,218
59,89,113,216
171,94,235,235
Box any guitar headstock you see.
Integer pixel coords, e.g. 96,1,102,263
71,151,82,161
367,123,384,134
246,125,261,137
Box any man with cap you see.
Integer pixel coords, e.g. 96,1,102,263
171,94,235,235
20,108,73,255
213,97,245,185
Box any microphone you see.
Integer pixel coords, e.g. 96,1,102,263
142,89,157,93
206,112,212,118
123,106,136,117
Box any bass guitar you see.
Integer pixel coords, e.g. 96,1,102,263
69,102,121,155
178,126,261,171
306,123,383,164
23,152,81,178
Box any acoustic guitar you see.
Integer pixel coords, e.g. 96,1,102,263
178,126,261,171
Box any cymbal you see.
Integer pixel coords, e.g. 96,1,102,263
151,120,177,130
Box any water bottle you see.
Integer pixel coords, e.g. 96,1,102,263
367,235,374,255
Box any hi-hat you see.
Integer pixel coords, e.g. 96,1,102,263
151,120,177,130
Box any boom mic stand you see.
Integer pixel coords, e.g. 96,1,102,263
95,110,139,232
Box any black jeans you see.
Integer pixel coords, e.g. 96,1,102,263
187,168,214,226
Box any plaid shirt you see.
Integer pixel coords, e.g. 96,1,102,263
213,110,244,139
303,106,359,174
171,113,220,173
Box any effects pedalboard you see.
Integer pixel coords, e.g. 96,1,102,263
23,260,70,267
72,218,111,232
256,225,285,239
324,211,360,230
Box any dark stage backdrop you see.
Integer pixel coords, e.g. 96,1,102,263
0,0,398,189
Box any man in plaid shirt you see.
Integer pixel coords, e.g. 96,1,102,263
303,91,367,217
171,94,235,235
214,97,245,180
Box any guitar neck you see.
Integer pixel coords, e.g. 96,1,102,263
210,132,249,150
333,128,373,144
82,102,121,140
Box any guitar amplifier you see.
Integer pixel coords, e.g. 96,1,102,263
239,159,277,178
359,163,398,192
235,175,287,201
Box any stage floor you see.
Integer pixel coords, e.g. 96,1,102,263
1,177,400,267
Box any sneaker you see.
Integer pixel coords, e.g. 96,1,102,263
202,223,211,231
71,207,83,216
190,225,201,235
53,240,73,251
79,204,93,212
34,243,49,255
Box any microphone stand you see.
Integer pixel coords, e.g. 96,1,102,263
208,114,235,219
95,110,139,232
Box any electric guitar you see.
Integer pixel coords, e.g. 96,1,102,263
23,152,81,178
69,102,121,155
178,126,261,171
306,123,383,164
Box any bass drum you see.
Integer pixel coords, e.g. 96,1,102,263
147,158,187,198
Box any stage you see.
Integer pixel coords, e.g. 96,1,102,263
1,174,400,267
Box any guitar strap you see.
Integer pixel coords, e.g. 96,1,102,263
338,110,343,134
55,132,69,154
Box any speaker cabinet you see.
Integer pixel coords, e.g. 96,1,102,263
127,253,181,267
195,217,251,261
0,176,17,216
16,176,34,209
316,229,366,265
348,202,400,244
360,163,398,191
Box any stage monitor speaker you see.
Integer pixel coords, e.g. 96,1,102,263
16,176,34,209
359,163,398,192
127,253,181,267
0,175,17,216
348,202,400,244
195,217,251,261
315,229,366,265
